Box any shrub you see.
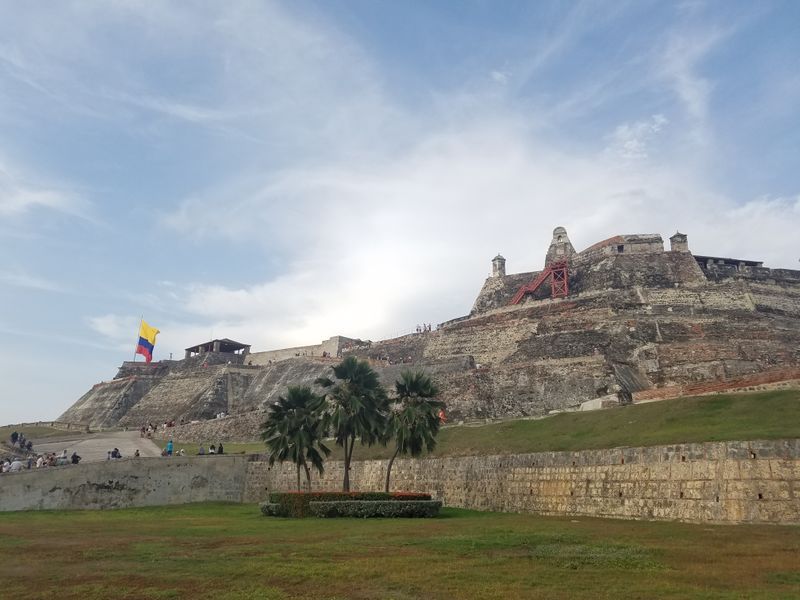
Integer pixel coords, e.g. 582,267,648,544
259,503,281,517
309,500,442,518
265,492,432,518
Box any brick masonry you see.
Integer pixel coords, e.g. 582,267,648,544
244,439,800,524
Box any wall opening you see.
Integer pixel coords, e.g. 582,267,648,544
681,455,686,462
617,245,624,253
679,491,684,499
750,452,757,459
758,493,763,500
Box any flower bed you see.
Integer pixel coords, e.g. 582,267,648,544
262,491,433,518
309,500,442,518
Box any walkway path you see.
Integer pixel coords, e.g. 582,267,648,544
33,430,163,463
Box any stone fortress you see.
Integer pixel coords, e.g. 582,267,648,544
60,227,800,440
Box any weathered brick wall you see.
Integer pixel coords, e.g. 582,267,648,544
244,439,800,524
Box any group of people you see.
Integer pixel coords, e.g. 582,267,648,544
9,431,33,452
1,449,81,474
197,443,224,455
160,439,223,456
416,323,433,333
140,419,183,439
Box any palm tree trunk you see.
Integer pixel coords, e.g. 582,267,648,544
296,464,301,491
343,435,353,492
303,460,312,492
384,446,400,493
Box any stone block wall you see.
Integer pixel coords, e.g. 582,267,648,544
0,456,249,512
244,439,800,524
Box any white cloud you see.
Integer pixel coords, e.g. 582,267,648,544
490,70,510,85
606,114,668,160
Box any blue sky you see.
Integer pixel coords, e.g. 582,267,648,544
1,1,798,424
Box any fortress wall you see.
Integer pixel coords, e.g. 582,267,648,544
245,439,800,525
249,344,328,364
248,336,359,365
4,441,797,524
0,455,249,512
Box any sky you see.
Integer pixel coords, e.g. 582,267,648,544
1,0,799,424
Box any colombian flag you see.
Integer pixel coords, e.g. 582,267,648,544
136,321,160,363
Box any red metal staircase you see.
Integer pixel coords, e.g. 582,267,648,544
509,260,569,305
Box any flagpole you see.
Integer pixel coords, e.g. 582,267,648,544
133,315,143,363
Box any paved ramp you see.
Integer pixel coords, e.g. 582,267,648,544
33,430,163,463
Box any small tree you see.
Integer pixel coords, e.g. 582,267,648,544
316,356,389,492
261,385,330,491
385,371,443,492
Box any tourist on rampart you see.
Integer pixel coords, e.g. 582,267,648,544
166,439,173,456
71,452,81,465
36,455,44,468
134,449,140,458
9,458,23,472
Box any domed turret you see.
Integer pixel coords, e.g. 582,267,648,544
545,226,576,265
491,254,506,277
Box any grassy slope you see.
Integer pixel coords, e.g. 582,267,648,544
343,389,800,461
0,503,797,599
162,390,799,459
0,425,81,441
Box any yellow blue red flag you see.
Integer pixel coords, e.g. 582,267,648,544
136,320,160,363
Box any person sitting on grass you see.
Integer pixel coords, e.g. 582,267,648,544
217,443,224,455
209,444,216,455
198,445,206,455
70,452,81,465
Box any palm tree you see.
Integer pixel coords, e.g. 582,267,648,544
385,371,444,492
260,385,330,491
316,356,389,492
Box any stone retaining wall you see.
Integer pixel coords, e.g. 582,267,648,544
3,440,797,524
0,455,248,511
245,439,799,524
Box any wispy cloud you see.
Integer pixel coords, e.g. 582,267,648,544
0,157,89,219
606,114,668,160
0,268,63,292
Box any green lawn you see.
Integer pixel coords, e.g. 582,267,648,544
0,503,796,599
158,389,800,460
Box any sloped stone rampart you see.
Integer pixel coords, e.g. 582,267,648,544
244,439,800,525
164,411,266,443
